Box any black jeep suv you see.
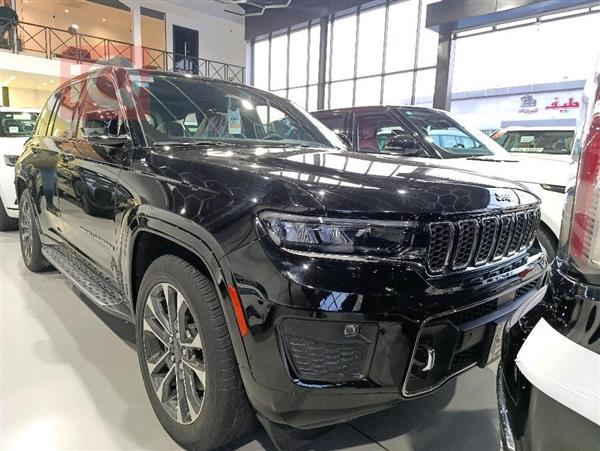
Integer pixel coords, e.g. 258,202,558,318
16,66,547,450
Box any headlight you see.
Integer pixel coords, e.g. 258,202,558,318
258,211,417,258
3,155,19,167
540,184,566,193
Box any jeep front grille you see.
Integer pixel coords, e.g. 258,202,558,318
426,206,540,274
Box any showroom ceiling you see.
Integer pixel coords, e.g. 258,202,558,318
215,0,292,16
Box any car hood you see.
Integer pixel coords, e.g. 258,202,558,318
150,145,540,216
409,154,569,187
0,136,29,156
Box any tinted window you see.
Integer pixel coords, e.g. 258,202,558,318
49,81,83,139
0,111,39,137
35,93,59,136
130,74,344,149
398,107,494,156
494,130,574,155
356,113,410,152
76,76,124,139
316,114,345,134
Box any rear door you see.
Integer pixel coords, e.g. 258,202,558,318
57,73,130,278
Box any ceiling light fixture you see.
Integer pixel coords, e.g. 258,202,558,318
65,8,69,13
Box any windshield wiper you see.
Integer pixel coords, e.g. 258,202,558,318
467,156,518,162
153,140,237,147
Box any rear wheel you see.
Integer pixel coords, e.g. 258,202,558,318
136,255,255,450
0,197,18,231
19,191,52,272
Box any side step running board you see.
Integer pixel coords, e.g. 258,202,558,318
42,244,132,321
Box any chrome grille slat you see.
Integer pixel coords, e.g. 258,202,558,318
494,214,515,260
452,220,479,270
507,212,527,255
426,206,540,274
475,217,499,265
427,222,454,273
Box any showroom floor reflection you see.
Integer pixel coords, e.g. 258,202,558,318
0,231,500,450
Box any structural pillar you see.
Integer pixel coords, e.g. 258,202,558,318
316,15,329,110
131,0,143,68
432,28,454,110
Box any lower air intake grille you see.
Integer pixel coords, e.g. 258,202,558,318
427,205,540,274
284,334,369,381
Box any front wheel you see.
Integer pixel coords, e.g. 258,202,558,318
537,227,557,262
136,255,254,450
19,191,52,272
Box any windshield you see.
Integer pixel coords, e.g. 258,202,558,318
396,107,506,157
492,130,574,155
0,111,39,137
130,74,345,149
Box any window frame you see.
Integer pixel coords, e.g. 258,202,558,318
74,74,129,142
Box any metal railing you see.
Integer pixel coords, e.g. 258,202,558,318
142,46,245,83
0,19,245,83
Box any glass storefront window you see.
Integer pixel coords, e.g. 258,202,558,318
355,76,382,106
270,33,288,90
385,0,418,73
356,6,385,77
329,80,353,108
329,13,357,81
289,28,308,88
383,72,413,105
254,39,269,90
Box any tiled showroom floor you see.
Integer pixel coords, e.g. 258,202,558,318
1,230,501,450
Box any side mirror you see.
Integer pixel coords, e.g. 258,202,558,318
87,133,131,147
82,110,130,147
384,134,422,156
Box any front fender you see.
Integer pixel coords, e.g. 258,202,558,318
121,205,253,377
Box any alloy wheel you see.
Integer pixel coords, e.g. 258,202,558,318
142,282,206,425
20,197,33,263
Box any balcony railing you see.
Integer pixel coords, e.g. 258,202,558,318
0,19,245,83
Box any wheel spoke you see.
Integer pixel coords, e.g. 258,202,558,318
143,316,170,347
180,365,203,421
146,294,171,335
182,358,206,388
180,331,202,350
147,350,170,376
155,364,176,403
163,283,179,328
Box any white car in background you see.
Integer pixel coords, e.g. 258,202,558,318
490,126,575,163
313,106,569,260
0,107,39,230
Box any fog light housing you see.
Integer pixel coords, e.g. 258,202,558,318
280,319,377,383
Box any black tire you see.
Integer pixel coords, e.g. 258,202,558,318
0,197,18,231
537,226,557,262
136,255,255,450
19,191,53,272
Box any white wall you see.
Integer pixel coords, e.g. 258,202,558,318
7,87,51,109
122,0,246,67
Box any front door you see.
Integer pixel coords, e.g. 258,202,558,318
57,74,128,278
173,25,199,74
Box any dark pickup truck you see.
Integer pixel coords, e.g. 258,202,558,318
16,66,547,450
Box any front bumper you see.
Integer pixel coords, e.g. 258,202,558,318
497,264,600,450
1,163,19,218
227,240,548,429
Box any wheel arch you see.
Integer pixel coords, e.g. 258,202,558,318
123,206,252,374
